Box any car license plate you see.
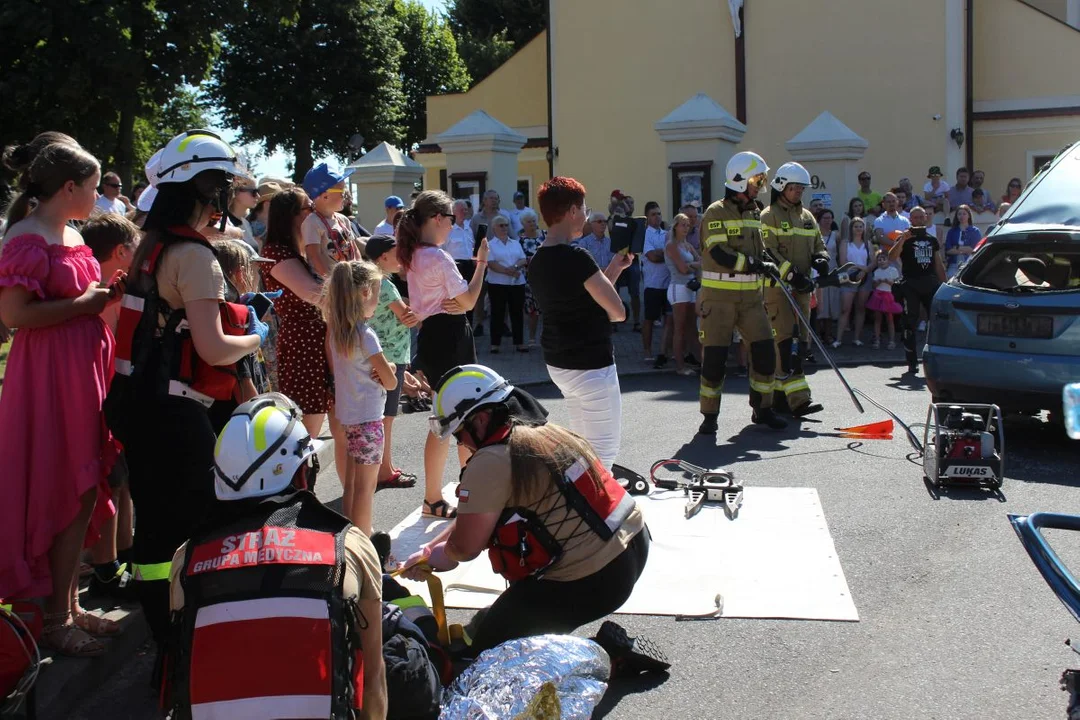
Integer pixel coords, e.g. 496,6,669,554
977,314,1053,339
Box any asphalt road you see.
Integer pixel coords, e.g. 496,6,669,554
69,365,1080,719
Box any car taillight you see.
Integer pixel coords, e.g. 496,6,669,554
973,236,988,252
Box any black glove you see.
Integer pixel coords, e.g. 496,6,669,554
791,271,816,294
745,255,779,278
811,255,831,278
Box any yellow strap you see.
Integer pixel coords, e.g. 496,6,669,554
782,377,810,394
133,561,171,582
390,595,429,610
705,234,728,248
778,261,792,278
701,278,763,291
749,378,776,394
734,253,748,272
699,383,723,398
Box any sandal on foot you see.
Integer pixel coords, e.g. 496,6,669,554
423,499,457,519
42,614,106,657
376,470,417,492
73,609,122,637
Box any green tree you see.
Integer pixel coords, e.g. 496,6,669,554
0,0,234,185
211,0,406,183
446,0,546,85
392,0,470,150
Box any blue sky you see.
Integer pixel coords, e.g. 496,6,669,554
218,0,448,181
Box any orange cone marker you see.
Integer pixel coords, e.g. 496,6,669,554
835,419,895,436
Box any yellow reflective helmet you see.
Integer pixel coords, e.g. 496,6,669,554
213,393,322,501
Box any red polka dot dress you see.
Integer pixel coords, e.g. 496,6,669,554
260,244,331,414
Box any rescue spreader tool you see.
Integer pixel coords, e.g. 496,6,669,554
650,459,743,519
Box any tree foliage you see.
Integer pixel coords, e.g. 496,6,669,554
211,0,406,182
0,0,234,185
446,0,546,85
392,0,470,150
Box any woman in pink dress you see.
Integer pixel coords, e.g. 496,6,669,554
0,137,121,656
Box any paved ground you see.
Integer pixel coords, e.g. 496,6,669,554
63,364,1080,719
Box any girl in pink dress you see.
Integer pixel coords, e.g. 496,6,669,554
0,137,121,656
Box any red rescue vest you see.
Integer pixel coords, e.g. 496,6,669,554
166,491,363,720
485,453,635,583
111,227,248,407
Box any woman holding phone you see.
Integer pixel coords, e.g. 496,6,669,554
396,190,489,518
526,177,633,469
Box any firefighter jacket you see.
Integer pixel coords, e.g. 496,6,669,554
700,198,767,292
760,198,828,279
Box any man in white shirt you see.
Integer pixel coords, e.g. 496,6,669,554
922,166,950,218
373,195,404,236
504,191,527,236
874,192,912,263
641,201,672,367
94,172,133,215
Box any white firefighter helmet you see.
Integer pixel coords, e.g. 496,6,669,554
429,365,514,440
770,162,812,193
136,149,164,212
724,151,770,193
214,393,322,501
155,130,250,185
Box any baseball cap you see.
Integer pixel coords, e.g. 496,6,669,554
365,234,396,261
513,190,525,199
302,162,355,199
927,166,943,177
384,195,404,209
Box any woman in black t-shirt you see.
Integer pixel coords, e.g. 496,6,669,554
527,177,633,468
888,206,946,374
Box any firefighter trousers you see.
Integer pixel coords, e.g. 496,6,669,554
124,396,218,643
697,288,776,414
764,286,814,411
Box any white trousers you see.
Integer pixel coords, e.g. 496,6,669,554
546,363,622,469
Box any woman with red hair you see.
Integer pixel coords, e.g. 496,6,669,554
525,177,633,468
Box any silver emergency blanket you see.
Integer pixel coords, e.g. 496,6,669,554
439,635,610,719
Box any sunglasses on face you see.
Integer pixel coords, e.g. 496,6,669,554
238,187,259,196
105,183,122,189
440,212,454,219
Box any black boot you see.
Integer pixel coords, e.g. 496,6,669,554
791,402,824,418
698,413,719,434
905,350,919,375
752,407,788,430
594,620,670,677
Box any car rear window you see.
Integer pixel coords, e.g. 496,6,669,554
961,243,1080,292
1006,147,1080,227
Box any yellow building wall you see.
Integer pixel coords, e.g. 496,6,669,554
975,0,1080,102
975,119,1080,190
425,32,549,139
416,150,550,222
551,0,954,215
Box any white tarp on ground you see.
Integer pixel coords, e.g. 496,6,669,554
388,486,858,622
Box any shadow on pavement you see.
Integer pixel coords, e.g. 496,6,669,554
592,672,671,719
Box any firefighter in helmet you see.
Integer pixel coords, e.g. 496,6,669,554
760,162,829,417
104,130,271,646
696,151,788,434
400,365,669,676
164,393,388,719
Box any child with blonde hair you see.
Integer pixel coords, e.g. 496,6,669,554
323,260,398,534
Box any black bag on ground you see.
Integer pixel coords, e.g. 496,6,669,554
382,603,442,720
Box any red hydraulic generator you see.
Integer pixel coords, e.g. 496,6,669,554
922,403,1004,490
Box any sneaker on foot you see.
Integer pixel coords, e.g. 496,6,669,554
653,354,668,369
752,408,788,430
831,340,841,349
872,339,880,350
684,354,702,368
917,320,927,331
887,341,896,350
676,367,697,376
594,620,670,676
853,340,864,347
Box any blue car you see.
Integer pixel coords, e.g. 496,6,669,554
924,142,1080,418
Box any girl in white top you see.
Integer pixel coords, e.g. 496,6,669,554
323,260,398,535
834,217,875,348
